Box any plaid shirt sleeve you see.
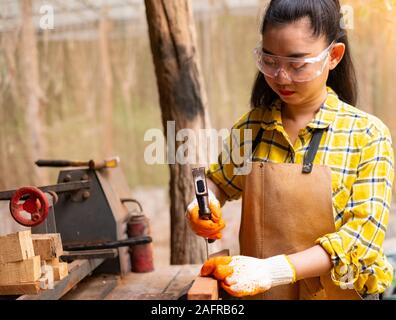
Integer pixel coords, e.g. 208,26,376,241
316,121,395,295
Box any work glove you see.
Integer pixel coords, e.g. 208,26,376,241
186,190,226,240
201,255,296,298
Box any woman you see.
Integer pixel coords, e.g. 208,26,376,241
187,0,394,300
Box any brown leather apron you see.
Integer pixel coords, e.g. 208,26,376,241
239,128,362,300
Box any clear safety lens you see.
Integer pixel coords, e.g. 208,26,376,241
253,42,334,83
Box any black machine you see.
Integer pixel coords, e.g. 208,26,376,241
0,158,152,275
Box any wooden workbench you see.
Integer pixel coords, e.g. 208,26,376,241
62,264,202,300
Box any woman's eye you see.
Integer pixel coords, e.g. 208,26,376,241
263,58,277,67
291,62,307,70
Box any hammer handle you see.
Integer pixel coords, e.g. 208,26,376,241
36,160,87,167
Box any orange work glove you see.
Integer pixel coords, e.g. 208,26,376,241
201,255,296,298
186,190,225,240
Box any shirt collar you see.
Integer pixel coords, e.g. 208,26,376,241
261,86,340,131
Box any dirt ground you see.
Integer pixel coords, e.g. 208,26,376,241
132,187,396,267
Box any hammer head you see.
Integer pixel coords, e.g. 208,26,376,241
192,167,211,220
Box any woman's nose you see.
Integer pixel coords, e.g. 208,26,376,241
274,68,292,85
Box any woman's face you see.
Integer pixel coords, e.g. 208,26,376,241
261,17,344,105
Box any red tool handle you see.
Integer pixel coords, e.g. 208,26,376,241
9,187,49,227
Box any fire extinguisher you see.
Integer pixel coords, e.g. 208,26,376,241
123,199,154,273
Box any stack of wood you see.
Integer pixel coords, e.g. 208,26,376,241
0,230,68,295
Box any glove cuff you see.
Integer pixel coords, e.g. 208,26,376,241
265,255,296,287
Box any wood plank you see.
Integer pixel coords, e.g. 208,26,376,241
61,249,118,261
115,293,177,300
32,234,63,260
187,276,218,300
0,231,35,264
44,259,68,281
105,265,203,300
17,258,104,300
0,275,49,296
184,250,229,301
0,282,40,295
105,265,183,300
62,275,119,300
53,263,68,281
0,256,41,285
163,265,201,299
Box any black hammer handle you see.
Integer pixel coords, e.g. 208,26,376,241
35,160,86,167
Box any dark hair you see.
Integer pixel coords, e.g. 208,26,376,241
251,0,358,108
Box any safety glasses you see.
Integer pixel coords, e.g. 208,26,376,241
253,42,335,82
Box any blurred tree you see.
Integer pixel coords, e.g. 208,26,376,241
145,0,211,264
19,0,47,184
99,7,114,157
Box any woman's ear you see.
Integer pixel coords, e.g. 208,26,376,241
329,43,346,70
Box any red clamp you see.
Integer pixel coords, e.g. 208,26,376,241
9,187,49,227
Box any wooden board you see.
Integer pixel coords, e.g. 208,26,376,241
32,234,63,260
187,277,218,300
163,265,202,299
0,256,41,285
0,231,35,264
105,265,201,300
185,250,228,300
61,249,118,261
53,263,68,281
44,258,69,281
62,275,119,300
0,282,41,295
17,258,104,300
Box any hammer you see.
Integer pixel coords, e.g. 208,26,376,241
35,157,120,170
192,167,216,260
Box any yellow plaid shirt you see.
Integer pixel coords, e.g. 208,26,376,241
207,86,395,296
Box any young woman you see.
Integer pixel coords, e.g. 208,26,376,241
187,0,394,300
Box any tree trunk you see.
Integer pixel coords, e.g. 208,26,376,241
99,8,114,157
19,0,47,184
144,0,211,264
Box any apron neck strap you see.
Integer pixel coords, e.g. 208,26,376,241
252,125,326,174
302,129,326,174
252,127,265,156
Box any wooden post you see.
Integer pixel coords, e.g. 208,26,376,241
144,0,211,264
19,0,47,184
99,7,114,156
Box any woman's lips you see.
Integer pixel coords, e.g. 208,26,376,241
279,89,295,97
